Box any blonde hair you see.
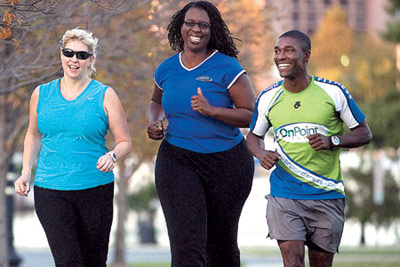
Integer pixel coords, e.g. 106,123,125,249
60,28,98,76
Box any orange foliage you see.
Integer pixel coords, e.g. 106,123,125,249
1,8,16,39
0,27,12,39
5,0,21,5
12,38,19,47
3,9,16,25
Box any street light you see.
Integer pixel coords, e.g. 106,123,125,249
7,159,22,266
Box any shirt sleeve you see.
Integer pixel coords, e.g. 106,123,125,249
154,64,163,90
221,56,246,90
250,90,272,137
330,84,365,129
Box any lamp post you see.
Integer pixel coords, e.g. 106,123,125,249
6,160,22,266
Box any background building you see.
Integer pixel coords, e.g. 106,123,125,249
268,0,390,36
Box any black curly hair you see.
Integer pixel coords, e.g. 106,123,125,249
279,30,311,52
167,1,239,58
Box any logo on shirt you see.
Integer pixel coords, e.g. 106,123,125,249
196,76,213,82
275,123,328,143
294,101,301,109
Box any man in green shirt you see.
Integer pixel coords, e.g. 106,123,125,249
246,30,372,267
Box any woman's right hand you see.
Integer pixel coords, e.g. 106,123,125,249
14,174,32,197
147,120,165,140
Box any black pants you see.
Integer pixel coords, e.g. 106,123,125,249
34,182,114,267
155,140,254,267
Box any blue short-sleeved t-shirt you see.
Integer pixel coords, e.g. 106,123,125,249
154,50,245,153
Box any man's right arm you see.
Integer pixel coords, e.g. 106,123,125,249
246,132,281,170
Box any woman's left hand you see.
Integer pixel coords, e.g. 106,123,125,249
191,87,215,116
97,153,115,172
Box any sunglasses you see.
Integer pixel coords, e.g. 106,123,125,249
62,48,92,60
183,21,211,30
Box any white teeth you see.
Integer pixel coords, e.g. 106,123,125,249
190,36,201,43
69,65,79,69
278,64,290,68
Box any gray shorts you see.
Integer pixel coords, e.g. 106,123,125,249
266,195,345,253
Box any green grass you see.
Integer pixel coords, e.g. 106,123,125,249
240,245,281,256
333,264,400,267
126,246,400,267
333,246,400,266
129,263,170,267
337,246,400,255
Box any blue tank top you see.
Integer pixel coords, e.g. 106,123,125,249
34,78,114,190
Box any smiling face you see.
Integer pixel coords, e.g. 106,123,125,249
274,36,310,80
61,40,94,80
181,7,211,54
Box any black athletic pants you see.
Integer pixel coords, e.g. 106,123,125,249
34,182,114,267
155,140,254,267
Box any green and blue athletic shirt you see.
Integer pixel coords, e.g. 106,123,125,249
250,76,365,199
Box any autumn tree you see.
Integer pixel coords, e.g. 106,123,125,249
309,6,354,86
383,0,400,89
0,1,147,266
1,1,277,267
218,0,274,92
94,1,179,265
0,2,66,265
309,3,400,246
103,1,276,265
309,5,396,102
99,1,276,264
348,36,396,101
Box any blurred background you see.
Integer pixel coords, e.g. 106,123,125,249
1,0,400,266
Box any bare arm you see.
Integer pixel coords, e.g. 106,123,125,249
147,84,166,140
191,73,256,128
246,132,281,170
14,87,42,196
307,120,372,150
97,87,132,172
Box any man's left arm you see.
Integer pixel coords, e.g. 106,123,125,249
307,120,372,151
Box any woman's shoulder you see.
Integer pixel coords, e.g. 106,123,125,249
211,51,241,66
86,79,110,99
36,78,61,104
158,53,180,67
38,78,61,95
213,50,238,61
40,77,60,88
89,79,107,88
155,53,180,78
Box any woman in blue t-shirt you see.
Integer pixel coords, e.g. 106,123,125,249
147,1,255,266
14,28,132,266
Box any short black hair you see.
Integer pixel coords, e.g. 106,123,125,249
167,1,239,58
279,30,311,52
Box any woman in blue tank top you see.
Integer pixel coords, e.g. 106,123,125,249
147,2,256,266
14,28,132,267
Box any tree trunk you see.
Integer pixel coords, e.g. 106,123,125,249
396,43,400,90
112,160,141,267
360,221,366,246
0,94,10,267
112,162,128,267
